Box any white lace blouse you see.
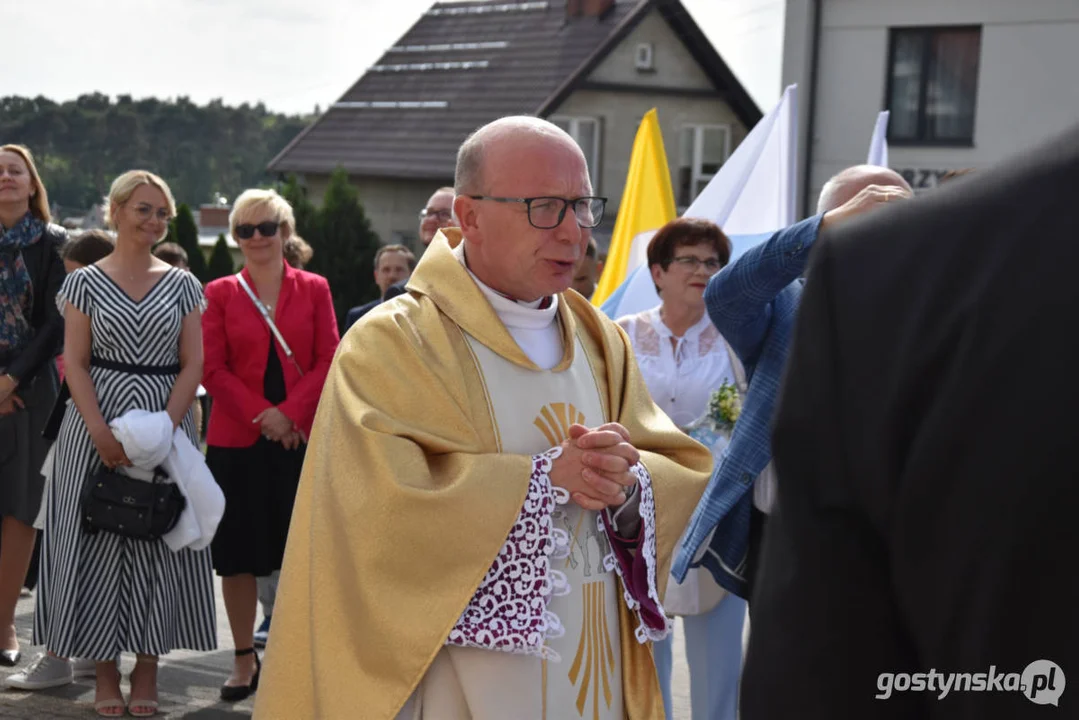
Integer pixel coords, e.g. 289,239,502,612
616,306,735,429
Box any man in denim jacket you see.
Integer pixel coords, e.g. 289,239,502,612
673,166,912,601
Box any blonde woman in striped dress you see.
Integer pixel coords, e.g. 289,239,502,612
34,171,216,717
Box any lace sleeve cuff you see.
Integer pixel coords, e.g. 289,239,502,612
445,447,571,661
597,461,669,643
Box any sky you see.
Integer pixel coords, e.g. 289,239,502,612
9,0,785,116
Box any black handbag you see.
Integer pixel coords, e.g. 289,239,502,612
80,466,186,541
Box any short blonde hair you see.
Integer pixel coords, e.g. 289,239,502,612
230,188,295,240
105,170,177,230
0,144,51,223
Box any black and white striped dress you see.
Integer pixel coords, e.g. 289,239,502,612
33,265,217,659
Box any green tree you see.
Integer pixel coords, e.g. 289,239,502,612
207,234,235,280
0,94,312,212
160,218,178,248
279,174,318,243
173,204,209,282
306,167,381,327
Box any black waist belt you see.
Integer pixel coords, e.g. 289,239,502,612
90,357,181,376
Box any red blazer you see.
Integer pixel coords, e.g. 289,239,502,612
202,263,339,447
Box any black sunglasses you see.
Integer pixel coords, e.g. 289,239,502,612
234,221,280,240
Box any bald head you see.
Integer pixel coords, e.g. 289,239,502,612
817,165,912,214
455,116,585,195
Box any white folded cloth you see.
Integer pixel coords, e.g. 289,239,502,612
109,409,224,552
34,447,54,530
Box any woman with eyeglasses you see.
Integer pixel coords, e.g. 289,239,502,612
201,188,339,702
33,170,215,717
615,217,746,720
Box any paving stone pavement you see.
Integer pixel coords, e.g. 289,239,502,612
0,578,254,719
0,578,692,719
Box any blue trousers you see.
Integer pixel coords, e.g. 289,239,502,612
654,593,746,720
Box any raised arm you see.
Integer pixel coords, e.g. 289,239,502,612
704,214,823,365
709,182,917,366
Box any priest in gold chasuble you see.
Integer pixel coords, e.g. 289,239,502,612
254,117,712,720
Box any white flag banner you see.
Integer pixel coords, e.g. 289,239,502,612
683,84,798,236
867,110,890,167
603,85,800,319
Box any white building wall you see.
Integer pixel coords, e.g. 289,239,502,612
784,0,1079,214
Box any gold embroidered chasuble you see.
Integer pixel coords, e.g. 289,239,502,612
253,230,712,719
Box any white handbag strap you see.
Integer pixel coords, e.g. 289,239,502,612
236,273,304,376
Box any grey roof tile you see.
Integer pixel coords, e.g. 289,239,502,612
268,0,761,178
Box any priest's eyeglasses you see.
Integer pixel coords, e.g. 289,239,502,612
466,195,608,230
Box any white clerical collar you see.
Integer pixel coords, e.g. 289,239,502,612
453,241,559,330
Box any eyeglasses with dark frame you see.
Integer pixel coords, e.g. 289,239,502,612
669,256,722,272
419,208,453,222
466,195,607,230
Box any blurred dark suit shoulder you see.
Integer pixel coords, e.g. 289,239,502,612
344,282,409,333
743,123,1079,719
344,299,380,332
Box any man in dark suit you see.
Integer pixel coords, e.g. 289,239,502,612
343,244,416,331
741,124,1079,718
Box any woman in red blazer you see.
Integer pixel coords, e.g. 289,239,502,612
201,189,339,702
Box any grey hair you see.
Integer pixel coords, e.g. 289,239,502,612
454,136,484,195
454,116,580,195
817,165,912,214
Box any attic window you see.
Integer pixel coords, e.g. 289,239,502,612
427,2,548,15
390,42,510,52
635,43,655,72
370,61,490,72
333,101,449,109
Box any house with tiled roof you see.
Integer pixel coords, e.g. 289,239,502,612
267,0,761,251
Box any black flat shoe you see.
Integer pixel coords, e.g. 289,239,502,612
220,648,260,702
0,648,20,666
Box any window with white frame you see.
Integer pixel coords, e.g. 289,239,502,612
678,125,730,207
550,116,602,191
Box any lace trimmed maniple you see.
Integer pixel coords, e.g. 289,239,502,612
445,447,571,660
445,447,668,660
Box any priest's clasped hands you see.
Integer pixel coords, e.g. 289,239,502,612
550,423,641,511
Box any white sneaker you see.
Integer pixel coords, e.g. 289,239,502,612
71,657,97,679
4,653,73,690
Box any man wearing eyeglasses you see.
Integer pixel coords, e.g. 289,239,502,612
418,187,456,248
256,116,712,720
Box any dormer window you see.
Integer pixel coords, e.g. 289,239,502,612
635,43,655,72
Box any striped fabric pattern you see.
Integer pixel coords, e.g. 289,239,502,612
33,265,217,659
